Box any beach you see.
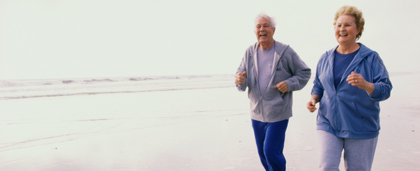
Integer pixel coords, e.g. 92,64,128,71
0,73,418,171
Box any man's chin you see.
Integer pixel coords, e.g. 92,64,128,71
258,38,272,44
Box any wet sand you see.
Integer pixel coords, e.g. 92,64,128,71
0,73,418,170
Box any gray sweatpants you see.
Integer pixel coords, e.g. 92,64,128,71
318,130,378,171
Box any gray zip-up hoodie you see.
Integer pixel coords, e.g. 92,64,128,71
236,41,311,123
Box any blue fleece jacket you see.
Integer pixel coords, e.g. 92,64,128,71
311,43,392,139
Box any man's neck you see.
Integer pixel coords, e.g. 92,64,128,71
259,40,274,50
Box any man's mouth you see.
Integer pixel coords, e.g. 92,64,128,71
259,33,268,37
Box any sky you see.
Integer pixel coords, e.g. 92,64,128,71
1,0,419,80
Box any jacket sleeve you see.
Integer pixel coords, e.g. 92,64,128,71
235,49,249,92
311,54,326,98
283,49,311,92
368,53,392,101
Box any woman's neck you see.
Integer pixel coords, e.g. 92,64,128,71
337,43,360,54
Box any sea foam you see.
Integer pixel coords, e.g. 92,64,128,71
0,75,234,100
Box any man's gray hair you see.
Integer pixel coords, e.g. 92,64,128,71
255,13,276,28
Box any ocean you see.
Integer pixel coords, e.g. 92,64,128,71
0,75,234,100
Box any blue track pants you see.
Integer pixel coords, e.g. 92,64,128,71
252,119,289,171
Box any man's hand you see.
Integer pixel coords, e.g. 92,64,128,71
275,82,288,93
235,71,247,84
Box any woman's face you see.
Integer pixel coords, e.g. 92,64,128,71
335,15,360,45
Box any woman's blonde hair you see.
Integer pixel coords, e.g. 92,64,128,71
334,6,365,40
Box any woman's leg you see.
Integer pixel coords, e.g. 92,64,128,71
343,137,378,171
318,130,344,171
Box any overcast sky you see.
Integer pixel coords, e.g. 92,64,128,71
1,0,419,79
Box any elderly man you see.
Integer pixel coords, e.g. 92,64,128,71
235,13,311,171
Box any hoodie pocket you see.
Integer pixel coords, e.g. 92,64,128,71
264,91,286,114
353,102,379,132
318,99,334,126
352,102,366,131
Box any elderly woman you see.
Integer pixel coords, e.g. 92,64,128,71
307,6,392,171
236,13,311,171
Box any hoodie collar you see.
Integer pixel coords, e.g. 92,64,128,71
327,43,375,87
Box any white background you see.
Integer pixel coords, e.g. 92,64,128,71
1,0,419,79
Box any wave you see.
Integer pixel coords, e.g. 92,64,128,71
0,75,199,87
0,75,235,100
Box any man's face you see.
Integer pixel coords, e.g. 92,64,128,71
255,17,275,44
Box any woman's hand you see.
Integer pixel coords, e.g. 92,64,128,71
307,95,320,113
346,72,375,94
